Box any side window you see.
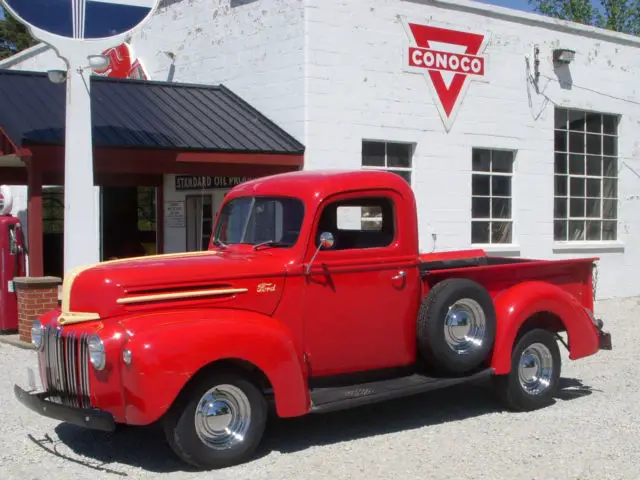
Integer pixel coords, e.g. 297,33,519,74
316,196,395,250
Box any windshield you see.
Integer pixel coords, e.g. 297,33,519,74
213,196,305,247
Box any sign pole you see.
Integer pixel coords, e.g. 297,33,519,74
63,54,100,272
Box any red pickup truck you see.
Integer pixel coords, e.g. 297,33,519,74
15,170,611,469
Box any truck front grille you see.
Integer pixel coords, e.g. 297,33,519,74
41,326,92,408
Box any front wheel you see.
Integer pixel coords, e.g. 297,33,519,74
163,371,268,469
494,328,561,412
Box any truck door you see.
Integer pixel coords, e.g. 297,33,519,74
302,190,420,377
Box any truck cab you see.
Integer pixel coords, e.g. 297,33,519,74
14,170,611,470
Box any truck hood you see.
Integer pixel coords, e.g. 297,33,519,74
59,250,288,324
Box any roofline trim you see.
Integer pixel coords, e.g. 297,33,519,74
405,0,640,47
0,43,51,68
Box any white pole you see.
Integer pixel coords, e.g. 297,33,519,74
63,57,100,272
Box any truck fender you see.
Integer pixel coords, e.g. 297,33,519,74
490,281,599,375
118,309,310,425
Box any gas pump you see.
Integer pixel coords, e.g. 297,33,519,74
0,186,27,333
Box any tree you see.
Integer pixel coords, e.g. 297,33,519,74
0,6,38,60
528,0,640,35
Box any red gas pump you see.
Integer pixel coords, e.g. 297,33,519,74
0,186,27,333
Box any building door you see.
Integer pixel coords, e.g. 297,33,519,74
185,190,228,251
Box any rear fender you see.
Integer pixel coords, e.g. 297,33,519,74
117,309,309,425
490,281,599,374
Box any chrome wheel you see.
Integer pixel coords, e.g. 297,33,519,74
518,342,554,395
443,298,487,354
194,384,252,450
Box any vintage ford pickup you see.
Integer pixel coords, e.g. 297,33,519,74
14,170,611,469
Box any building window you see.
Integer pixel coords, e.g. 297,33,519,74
554,108,619,242
362,140,413,185
471,148,515,244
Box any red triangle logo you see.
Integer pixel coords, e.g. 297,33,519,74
403,22,489,131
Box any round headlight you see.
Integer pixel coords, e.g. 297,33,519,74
87,334,106,370
31,319,43,350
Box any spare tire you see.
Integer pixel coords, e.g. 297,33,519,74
417,278,497,375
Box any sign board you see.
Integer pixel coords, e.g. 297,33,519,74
93,42,149,79
402,19,490,132
164,201,185,228
2,0,159,41
175,176,258,191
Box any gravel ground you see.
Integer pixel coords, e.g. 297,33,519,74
1,296,638,480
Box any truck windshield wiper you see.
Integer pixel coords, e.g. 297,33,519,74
212,238,227,248
252,241,292,250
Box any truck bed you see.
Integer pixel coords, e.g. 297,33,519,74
418,249,597,310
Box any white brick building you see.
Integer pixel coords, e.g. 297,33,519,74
2,0,640,299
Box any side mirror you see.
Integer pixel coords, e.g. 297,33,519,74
305,231,334,275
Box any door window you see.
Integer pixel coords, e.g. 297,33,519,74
315,196,395,250
186,195,213,251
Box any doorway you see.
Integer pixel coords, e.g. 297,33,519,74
185,190,228,251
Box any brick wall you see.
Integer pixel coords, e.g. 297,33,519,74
14,277,62,344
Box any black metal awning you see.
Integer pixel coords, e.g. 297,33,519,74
0,69,304,155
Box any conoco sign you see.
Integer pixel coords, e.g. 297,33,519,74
402,20,490,132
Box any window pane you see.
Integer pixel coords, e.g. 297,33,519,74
492,176,511,196
570,198,585,217
472,149,491,172
472,175,490,196
387,143,412,168
603,115,617,135
555,175,567,196
554,219,567,241
569,220,585,240
555,153,567,173
471,221,490,243
586,199,600,218
603,177,617,198
472,197,490,218
586,113,601,133
586,134,601,154
603,135,616,156
554,108,567,129
586,178,601,198
586,220,602,241
554,197,567,218
569,132,584,153
603,199,617,219
603,220,617,240
555,130,567,152
568,110,586,131
569,154,585,174
570,177,585,197
492,151,513,172
491,222,512,243
362,141,385,167
603,157,616,177
492,198,511,219
586,155,602,176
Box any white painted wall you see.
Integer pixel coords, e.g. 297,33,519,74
300,0,640,300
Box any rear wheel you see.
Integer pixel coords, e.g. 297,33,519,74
163,370,268,469
494,328,561,411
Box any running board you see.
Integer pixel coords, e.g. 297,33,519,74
310,368,494,413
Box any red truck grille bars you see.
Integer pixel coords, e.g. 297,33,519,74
41,326,91,408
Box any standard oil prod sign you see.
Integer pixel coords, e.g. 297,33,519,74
175,175,258,191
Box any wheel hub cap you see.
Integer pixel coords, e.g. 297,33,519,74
518,343,554,395
444,298,487,354
194,384,252,450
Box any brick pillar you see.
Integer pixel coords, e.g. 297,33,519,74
14,276,62,344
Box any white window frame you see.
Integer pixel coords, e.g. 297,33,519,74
470,148,516,246
361,139,414,185
553,108,619,244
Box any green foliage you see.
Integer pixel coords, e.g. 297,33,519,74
528,0,640,35
0,6,38,60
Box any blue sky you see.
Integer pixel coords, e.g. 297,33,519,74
0,1,537,23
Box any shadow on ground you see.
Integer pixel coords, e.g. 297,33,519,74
27,377,594,475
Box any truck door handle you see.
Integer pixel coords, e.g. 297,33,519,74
392,271,406,281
